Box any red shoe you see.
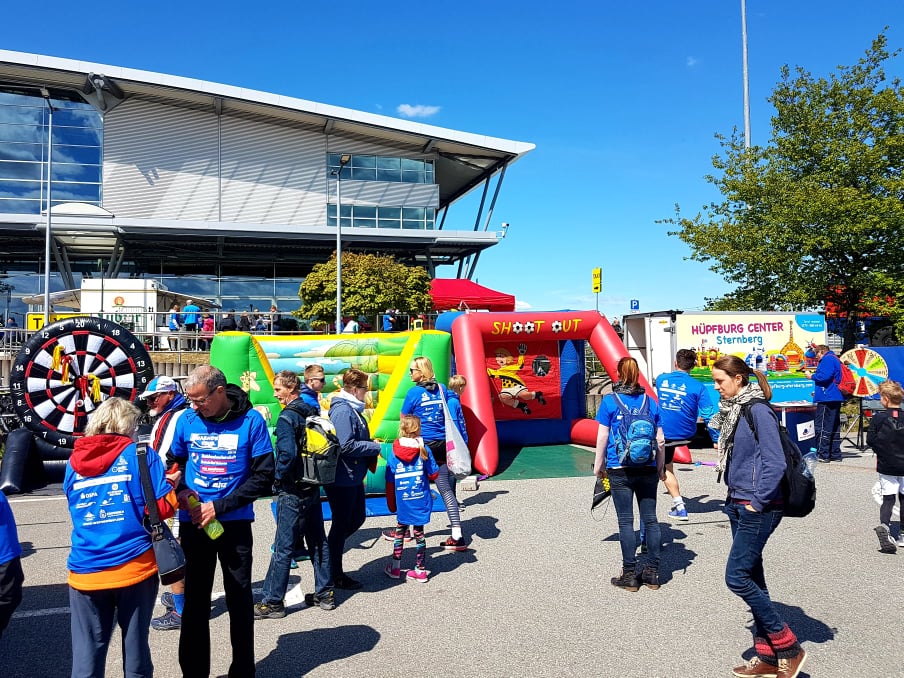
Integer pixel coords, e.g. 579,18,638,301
442,537,468,552
382,528,413,542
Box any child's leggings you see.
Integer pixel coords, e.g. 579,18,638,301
393,524,426,569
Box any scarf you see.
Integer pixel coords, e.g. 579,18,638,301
332,389,365,412
710,382,766,474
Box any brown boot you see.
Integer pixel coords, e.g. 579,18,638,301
610,568,639,592
776,649,807,678
640,566,660,590
732,657,778,677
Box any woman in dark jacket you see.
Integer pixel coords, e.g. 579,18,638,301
709,355,807,678
326,368,379,590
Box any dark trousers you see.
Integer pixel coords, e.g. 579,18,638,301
324,483,365,578
609,468,660,570
69,573,158,678
814,401,842,460
262,488,332,603
179,520,255,678
0,555,23,638
724,502,785,637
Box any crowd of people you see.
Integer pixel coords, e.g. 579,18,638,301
158,304,282,351
5,342,899,677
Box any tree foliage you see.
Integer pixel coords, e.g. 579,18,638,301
296,252,433,325
662,33,904,350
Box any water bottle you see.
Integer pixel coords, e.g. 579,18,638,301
187,495,224,540
802,447,818,480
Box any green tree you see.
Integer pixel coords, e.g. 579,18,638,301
663,34,904,351
297,252,433,327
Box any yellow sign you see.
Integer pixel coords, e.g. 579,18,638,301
26,312,86,331
592,267,602,294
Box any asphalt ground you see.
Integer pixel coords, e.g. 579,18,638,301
2,437,901,678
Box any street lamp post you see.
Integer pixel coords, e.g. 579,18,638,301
332,154,351,333
40,88,53,325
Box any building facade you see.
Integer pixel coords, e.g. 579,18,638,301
0,51,533,320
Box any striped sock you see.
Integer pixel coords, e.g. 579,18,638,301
767,624,801,660
754,636,776,664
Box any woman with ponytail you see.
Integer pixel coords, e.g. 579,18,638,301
709,355,807,678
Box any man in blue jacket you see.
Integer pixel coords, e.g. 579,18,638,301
808,344,844,462
655,349,718,520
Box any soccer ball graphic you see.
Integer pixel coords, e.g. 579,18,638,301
551,321,563,333
524,322,536,334
512,322,524,334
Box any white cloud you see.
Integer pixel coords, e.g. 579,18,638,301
397,104,441,118
515,299,532,310
686,56,700,68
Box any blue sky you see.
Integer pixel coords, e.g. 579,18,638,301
5,1,904,318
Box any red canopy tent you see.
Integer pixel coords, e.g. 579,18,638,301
429,278,516,312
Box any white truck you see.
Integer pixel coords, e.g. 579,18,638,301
621,310,827,404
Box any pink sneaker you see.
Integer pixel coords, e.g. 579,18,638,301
406,568,429,583
382,528,413,542
384,561,401,579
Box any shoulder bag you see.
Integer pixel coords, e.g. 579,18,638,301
136,440,186,585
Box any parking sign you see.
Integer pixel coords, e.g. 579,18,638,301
630,299,639,311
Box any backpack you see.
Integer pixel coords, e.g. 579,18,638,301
612,394,657,466
742,401,816,518
284,405,341,486
836,363,856,398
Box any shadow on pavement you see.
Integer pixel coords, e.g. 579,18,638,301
256,624,380,677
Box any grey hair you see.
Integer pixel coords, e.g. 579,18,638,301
185,365,227,393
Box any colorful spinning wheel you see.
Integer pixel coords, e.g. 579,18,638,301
839,347,888,397
9,317,153,448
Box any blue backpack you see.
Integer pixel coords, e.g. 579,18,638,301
613,394,657,466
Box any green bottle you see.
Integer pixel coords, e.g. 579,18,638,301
187,495,224,539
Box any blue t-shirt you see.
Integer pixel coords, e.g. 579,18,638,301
655,370,718,441
0,490,22,565
170,408,273,522
401,383,450,442
595,392,662,469
385,444,439,526
182,304,200,325
64,444,170,574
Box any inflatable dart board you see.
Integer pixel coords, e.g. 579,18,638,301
9,317,154,448
838,347,888,397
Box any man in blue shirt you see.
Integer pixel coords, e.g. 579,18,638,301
0,490,23,639
654,349,718,520
807,344,845,462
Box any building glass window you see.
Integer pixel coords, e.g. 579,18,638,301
327,204,434,230
0,86,103,215
327,153,434,185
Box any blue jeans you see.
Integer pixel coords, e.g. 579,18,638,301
724,502,786,637
262,488,332,602
608,468,660,570
69,573,157,678
814,401,842,460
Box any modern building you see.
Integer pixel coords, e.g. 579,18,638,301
0,50,533,320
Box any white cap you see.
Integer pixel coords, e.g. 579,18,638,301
139,375,178,399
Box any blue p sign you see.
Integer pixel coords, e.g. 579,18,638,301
630,299,639,311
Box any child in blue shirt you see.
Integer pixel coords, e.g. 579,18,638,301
384,415,439,583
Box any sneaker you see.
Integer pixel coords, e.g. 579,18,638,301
668,504,689,521
150,609,182,631
442,537,468,552
333,574,363,590
253,601,286,620
304,591,335,611
875,524,897,553
897,535,904,548
640,567,660,590
382,527,413,542
610,568,640,592
406,568,429,583
159,591,175,610
776,649,807,678
732,656,778,677
384,561,401,579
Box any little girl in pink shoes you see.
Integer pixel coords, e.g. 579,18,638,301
384,415,439,582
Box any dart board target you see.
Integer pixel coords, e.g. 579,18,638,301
9,317,154,448
838,347,888,397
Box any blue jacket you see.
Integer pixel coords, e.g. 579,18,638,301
0,490,21,565
812,351,844,403
299,385,320,411
385,438,439,526
329,391,379,487
655,370,718,442
725,402,786,512
596,391,661,469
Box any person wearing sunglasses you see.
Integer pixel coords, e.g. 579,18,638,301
300,364,327,411
138,376,190,632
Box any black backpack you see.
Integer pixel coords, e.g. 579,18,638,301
742,400,816,518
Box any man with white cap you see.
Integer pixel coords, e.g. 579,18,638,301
138,376,190,631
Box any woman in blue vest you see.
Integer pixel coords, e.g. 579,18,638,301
64,397,179,677
593,357,665,592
